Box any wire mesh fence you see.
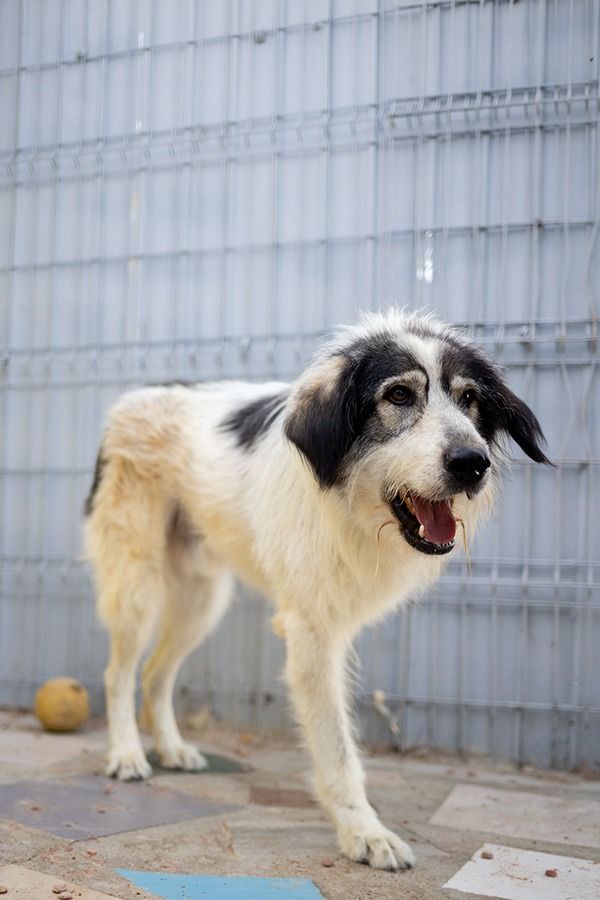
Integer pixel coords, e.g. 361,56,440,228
0,0,598,769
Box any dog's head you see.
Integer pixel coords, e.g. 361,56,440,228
284,311,550,556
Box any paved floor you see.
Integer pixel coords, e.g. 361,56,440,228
0,710,599,899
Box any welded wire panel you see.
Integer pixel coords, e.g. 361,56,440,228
0,0,598,769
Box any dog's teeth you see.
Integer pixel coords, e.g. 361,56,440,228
418,525,425,538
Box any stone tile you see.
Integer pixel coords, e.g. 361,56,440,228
444,843,600,900
430,784,600,848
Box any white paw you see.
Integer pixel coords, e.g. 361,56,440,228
338,819,415,871
158,741,208,772
106,747,152,781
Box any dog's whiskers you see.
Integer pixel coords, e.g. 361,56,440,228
374,520,396,579
455,516,472,575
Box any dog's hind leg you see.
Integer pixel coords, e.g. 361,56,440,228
101,565,163,780
141,568,233,770
86,455,169,781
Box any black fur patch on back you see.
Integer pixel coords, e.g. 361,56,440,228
222,391,289,450
84,449,106,515
440,342,551,463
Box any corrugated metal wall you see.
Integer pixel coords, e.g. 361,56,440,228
0,0,598,770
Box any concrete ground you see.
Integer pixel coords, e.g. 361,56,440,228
0,709,599,899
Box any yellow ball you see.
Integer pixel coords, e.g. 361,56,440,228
34,677,90,733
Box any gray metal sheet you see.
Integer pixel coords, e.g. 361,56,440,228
0,775,238,840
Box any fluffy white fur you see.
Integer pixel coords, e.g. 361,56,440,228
84,310,543,872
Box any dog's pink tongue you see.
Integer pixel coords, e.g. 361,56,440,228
411,497,456,544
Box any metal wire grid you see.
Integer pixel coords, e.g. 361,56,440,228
0,0,598,769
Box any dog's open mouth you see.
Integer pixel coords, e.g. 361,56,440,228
390,493,456,556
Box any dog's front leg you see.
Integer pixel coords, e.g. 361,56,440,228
284,612,414,871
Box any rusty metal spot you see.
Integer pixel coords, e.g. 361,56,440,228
249,785,316,808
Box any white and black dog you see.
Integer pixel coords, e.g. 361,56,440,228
84,310,549,871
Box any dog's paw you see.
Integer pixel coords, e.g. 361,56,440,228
158,741,208,772
106,747,152,781
338,820,415,871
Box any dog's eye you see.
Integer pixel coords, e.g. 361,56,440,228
385,385,414,406
460,389,477,407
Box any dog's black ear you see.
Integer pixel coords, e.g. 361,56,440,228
496,384,551,464
448,343,551,465
284,356,361,488
483,371,551,464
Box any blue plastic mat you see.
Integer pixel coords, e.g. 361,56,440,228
117,869,325,899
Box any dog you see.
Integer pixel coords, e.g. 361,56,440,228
84,309,549,871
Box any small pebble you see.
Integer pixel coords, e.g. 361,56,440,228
0,886,8,895
320,857,335,868
58,893,74,900
86,848,98,856
545,868,559,878
52,885,67,893
481,851,494,860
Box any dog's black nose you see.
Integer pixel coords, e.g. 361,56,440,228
445,447,490,486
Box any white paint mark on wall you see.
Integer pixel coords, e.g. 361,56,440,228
444,843,600,900
430,784,600,848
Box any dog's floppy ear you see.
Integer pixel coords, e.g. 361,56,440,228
495,383,551,464
456,343,551,464
284,355,361,488
473,359,550,464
